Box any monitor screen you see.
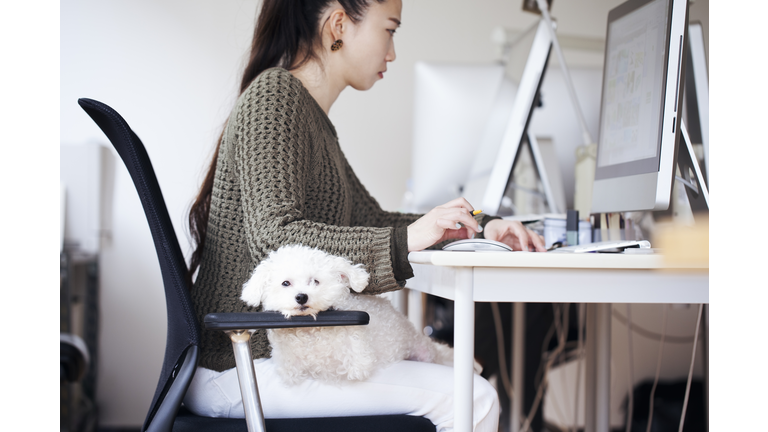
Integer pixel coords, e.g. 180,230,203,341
591,0,688,213
596,0,669,177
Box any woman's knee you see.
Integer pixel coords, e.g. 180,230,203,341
473,374,501,418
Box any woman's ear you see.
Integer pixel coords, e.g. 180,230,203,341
241,260,271,308
326,7,348,45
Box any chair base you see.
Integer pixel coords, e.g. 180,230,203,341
172,406,436,432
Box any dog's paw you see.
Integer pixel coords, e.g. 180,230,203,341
406,344,435,363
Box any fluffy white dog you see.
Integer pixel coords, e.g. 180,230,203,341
241,244,480,385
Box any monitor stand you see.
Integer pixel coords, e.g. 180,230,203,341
677,119,709,221
685,22,709,182
525,133,566,215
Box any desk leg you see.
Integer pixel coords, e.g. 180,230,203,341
703,304,709,432
454,267,474,432
585,304,612,432
407,288,424,333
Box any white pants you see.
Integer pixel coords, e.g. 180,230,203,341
184,358,499,432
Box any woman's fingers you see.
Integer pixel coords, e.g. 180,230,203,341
484,219,546,252
436,217,462,231
410,204,547,253
510,223,530,251
510,221,545,252
437,197,475,212
453,208,482,232
529,229,546,252
433,205,481,232
407,199,482,251
511,223,546,252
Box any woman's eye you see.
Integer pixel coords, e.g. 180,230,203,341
281,281,290,287
388,29,396,36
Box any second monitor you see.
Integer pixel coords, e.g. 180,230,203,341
591,0,694,214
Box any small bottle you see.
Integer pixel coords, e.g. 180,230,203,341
566,209,579,246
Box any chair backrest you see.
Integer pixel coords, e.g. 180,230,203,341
78,98,201,432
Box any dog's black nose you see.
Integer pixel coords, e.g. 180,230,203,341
295,293,308,305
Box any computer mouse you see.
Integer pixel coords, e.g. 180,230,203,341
442,239,514,252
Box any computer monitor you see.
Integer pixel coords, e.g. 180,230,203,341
591,0,689,213
410,62,506,212
476,18,554,216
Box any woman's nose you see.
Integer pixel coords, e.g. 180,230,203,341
386,41,396,62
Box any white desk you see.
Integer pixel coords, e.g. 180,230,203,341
405,250,708,432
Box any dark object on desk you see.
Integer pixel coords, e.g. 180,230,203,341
78,98,435,432
625,379,705,432
547,241,564,251
566,209,579,246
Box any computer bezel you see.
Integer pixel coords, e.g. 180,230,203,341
480,18,553,215
591,0,689,213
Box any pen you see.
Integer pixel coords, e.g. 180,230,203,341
470,210,483,239
457,210,484,229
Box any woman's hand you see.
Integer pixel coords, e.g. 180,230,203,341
407,198,482,252
483,219,546,252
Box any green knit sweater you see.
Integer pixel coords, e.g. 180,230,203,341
191,68,424,372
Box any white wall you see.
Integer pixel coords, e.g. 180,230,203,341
60,0,708,427
61,1,259,426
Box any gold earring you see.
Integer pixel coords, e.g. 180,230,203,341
331,39,343,51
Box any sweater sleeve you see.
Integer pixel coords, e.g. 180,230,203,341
231,71,404,295
339,151,423,282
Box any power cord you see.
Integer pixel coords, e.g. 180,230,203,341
500,303,702,432
491,302,514,399
646,305,668,432
571,303,584,432
490,303,558,432
625,305,635,432
612,308,696,343
678,304,704,432
521,304,569,432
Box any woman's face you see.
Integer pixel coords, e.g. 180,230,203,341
339,0,402,90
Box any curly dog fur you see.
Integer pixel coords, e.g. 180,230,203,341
241,244,480,385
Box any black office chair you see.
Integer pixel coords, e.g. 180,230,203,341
78,98,436,432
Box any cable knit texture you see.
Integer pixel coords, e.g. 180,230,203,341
192,68,423,372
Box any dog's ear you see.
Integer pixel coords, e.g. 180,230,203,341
335,258,369,293
241,259,271,308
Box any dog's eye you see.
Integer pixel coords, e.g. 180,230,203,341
313,279,319,285
281,281,291,287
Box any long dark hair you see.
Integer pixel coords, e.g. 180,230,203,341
187,0,385,287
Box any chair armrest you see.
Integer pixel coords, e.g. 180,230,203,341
203,310,369,331
203,310,370,432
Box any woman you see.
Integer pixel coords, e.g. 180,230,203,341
184,0,545,430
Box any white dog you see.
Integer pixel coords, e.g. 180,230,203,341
241,244,481,385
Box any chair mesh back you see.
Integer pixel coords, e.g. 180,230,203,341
78,98,200,429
